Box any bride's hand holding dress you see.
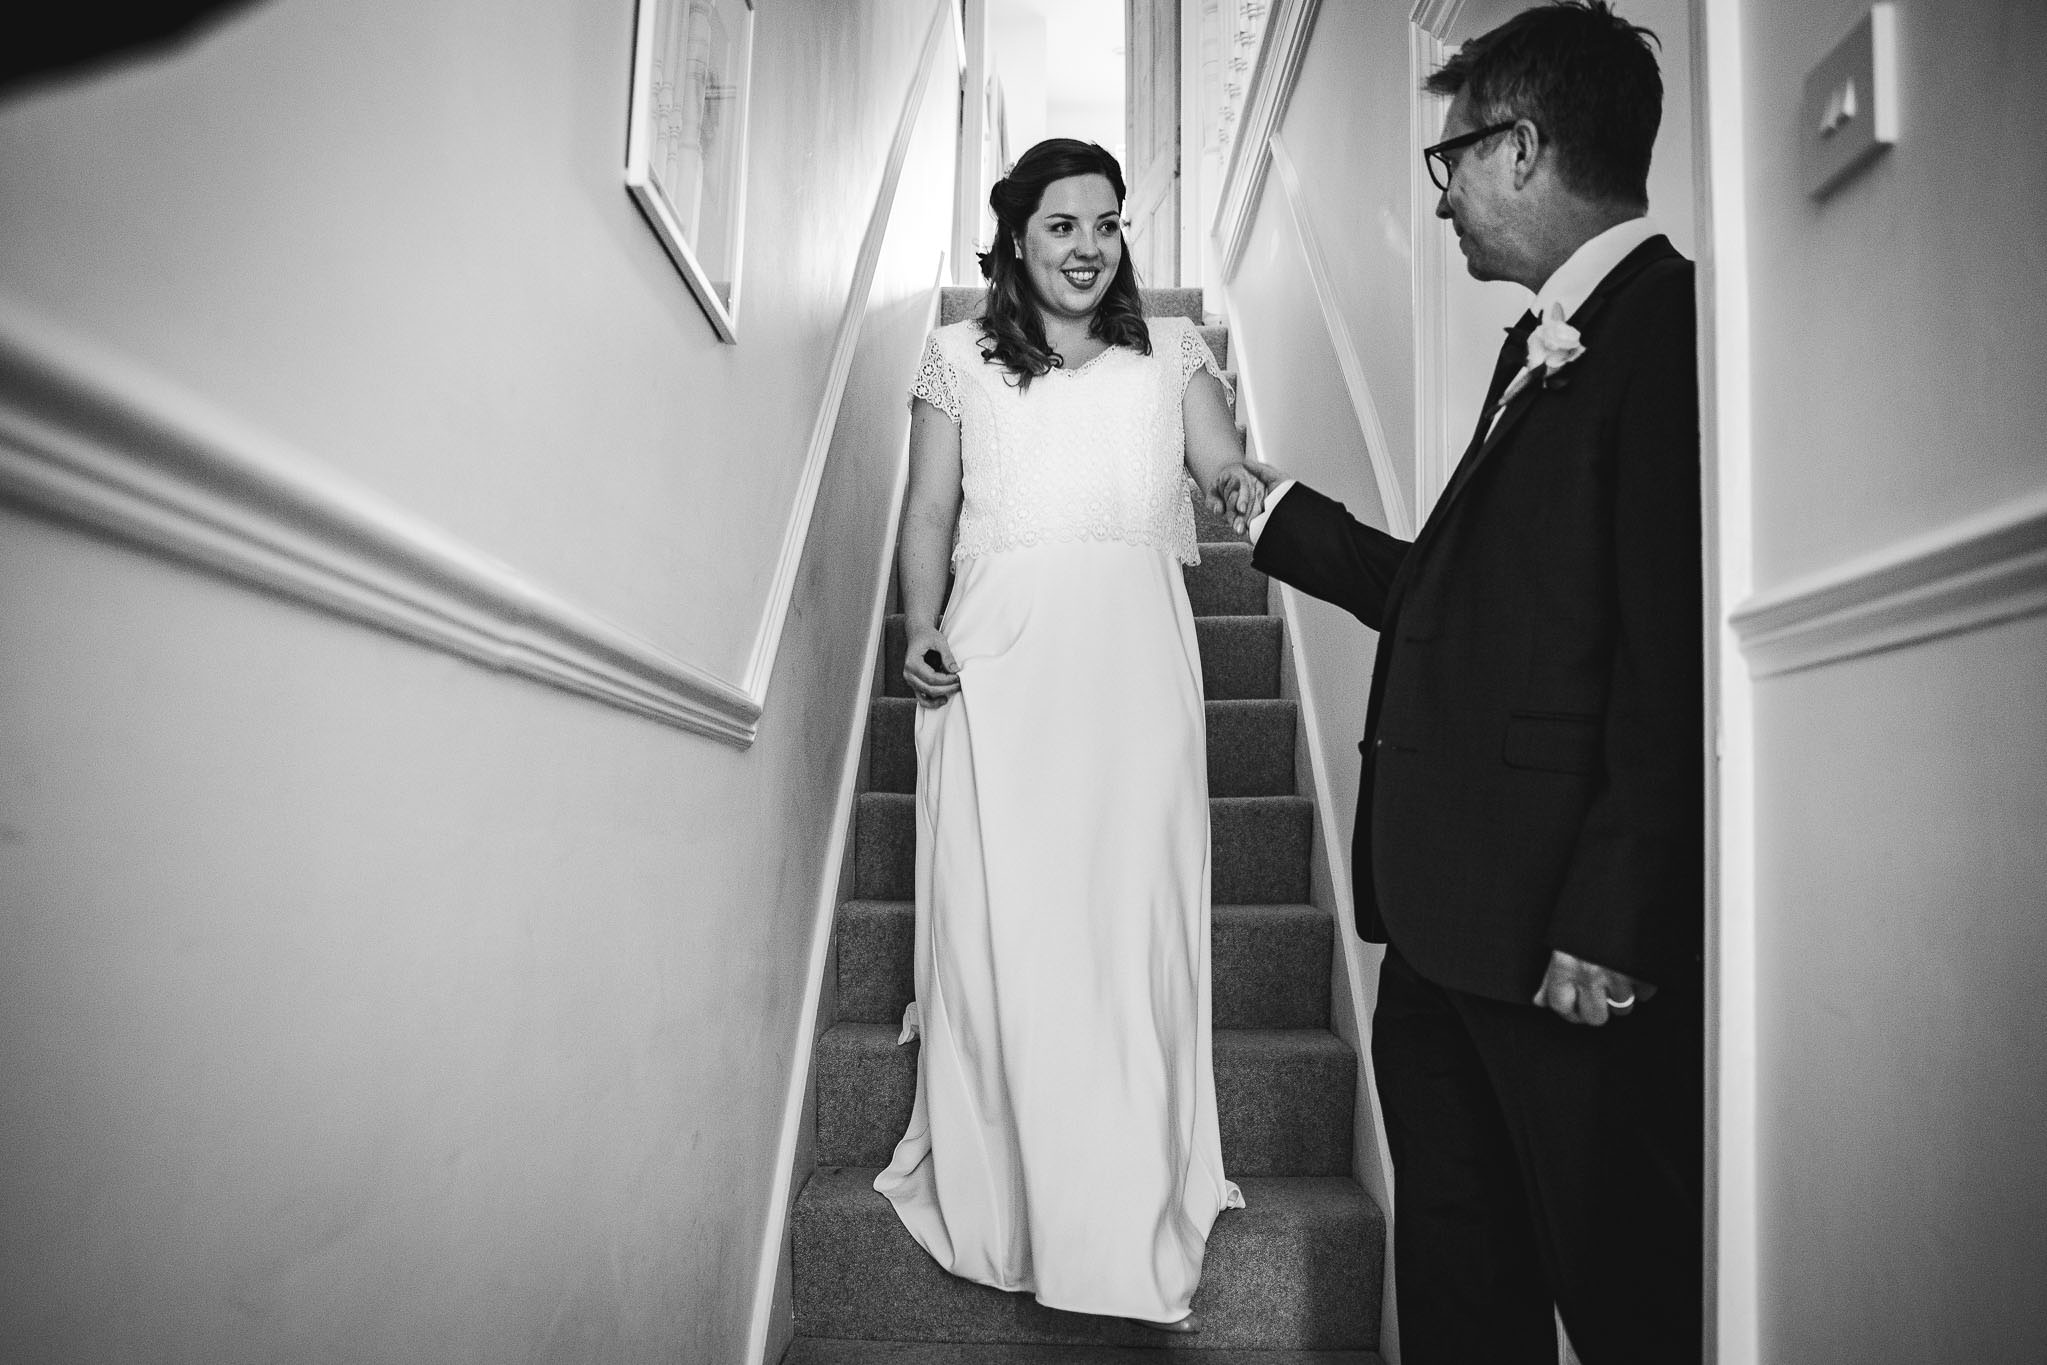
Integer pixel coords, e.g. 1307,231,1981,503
899,385,965,708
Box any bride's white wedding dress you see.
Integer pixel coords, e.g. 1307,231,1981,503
873,314,1243,1323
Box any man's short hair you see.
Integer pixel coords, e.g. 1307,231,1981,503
1426,1,1662,207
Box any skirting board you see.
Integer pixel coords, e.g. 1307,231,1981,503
743,1,962,1353
1226,304,1401,1363
1729,488,2047,677
741,265,937,1365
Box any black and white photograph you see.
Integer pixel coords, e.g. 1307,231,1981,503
1,2,2041,1363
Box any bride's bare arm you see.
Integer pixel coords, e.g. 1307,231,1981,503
1182,367,1265,533
899,398,966,706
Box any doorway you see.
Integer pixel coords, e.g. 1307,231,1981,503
962,0,1187,289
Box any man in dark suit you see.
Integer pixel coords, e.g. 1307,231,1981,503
1240,4,1702,1360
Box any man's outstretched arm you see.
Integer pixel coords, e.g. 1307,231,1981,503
1244,470,1410,633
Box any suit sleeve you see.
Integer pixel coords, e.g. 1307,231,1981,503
1547,269,1706,983
1249,482,1410,632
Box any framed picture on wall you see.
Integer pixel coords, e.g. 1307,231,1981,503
625,0,756,342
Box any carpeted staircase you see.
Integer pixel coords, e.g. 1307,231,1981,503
782,289,1385,1365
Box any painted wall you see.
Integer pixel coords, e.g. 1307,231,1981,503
1226,0,1417,943
0,0,955,1359
1734,1,2047,1357
990,2,1050,156
0,0,937,680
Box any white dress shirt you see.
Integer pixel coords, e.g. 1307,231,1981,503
1244,216,1659,544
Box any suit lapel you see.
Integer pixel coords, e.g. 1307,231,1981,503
1411,235,1679,548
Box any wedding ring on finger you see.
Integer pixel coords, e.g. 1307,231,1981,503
1606,994,1636,1011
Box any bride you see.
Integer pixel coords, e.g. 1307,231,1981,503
873,137,1263,1332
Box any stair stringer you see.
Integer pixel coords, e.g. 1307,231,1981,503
1233,329,1403,1365
742,279,939,1365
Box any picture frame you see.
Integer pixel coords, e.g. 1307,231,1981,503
625,0,756,342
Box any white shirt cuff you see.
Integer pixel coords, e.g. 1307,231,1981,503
1245,479,1296,545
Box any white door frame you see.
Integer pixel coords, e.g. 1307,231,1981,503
1693,0,1756,1359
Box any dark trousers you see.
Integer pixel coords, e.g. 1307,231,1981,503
1371,944,1703,1364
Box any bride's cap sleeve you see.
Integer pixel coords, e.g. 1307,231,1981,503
909,330,964,426
1175,317,1234,405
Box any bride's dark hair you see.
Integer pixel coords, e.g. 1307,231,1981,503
976,138,1150,389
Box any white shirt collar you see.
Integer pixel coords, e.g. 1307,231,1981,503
1530,217,1659,322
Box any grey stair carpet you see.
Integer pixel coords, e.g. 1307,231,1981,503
1184,542,1268,616
794,1171,1381,1351
791,319,1383,1355
834,900,1331,1031
815,1024,1353,1176
786,1339,1380,1364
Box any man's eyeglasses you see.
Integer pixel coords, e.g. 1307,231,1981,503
1422,120,1520,192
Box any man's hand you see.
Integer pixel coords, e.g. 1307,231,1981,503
1533,949,1656,1026
1205,462,1288,536
1206,462,1269,535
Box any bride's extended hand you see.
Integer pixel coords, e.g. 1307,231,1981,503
903,622,962,708
1208,462,1270,536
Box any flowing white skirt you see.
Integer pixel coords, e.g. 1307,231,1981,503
873,538,1242,1322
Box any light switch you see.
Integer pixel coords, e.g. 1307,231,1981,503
1802,3,1898,198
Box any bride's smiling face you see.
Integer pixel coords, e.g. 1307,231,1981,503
1020,173,1124,322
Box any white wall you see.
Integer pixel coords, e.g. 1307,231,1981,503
1226,0,1419,948
991,2,1049,155
1724,1,2047,1357
0,0,955,1359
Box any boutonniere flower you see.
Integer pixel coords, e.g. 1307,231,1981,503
1497,302,1588,408
1528,303,1586,387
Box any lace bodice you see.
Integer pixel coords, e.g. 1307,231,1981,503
910,316,1232,566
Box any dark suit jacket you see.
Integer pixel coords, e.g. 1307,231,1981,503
1253,235,1703,1004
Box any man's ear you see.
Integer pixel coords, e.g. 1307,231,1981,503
1509,119,1545,190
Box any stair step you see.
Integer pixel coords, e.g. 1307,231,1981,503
1199,322,1231,372
792,1169,1383,1349
853,793,1312,904
864,696,1297,799
785,1339,1381,1364
863,697,919,795
883,613,1283,699
1197,616,1283,701
815,1024,1353,1175
1212,796,1315,902
938,286,1205,327
1205,698,1298,797
835,900,1331,1032
1185,541,1268,616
